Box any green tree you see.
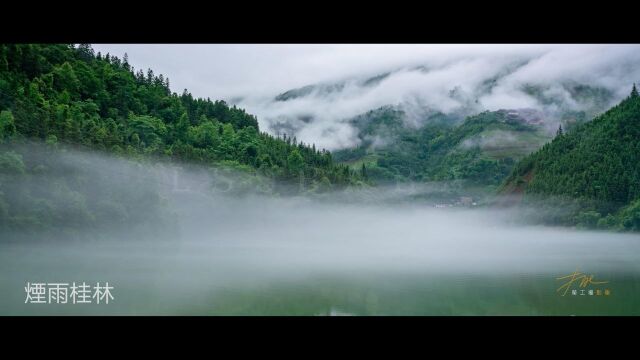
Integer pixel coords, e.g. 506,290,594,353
360,162,368,180
287,149,304,175
128,114,167,148
0,110,16,140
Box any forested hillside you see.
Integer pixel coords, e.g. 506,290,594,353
0,44,366,236
2,44,637,234
0,44,363,191
502,86,640,230
334,106,550,193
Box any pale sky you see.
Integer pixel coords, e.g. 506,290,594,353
90,44,567,100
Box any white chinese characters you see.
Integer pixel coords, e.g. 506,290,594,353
25,282,114,304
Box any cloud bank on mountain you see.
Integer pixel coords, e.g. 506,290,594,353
93,44,640,150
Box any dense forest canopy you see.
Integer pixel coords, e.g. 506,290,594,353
502,86,640,230
0,44,366,236
0,44,364,190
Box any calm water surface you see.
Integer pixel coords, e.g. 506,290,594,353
2,203,639,315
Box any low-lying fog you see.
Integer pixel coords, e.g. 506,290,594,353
2,146,639,315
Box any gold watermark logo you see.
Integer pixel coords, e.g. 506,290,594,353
556,269,610,297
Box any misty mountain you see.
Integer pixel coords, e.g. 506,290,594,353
501,87,640,230
2,44,639,234
332,106,551,202
237,57,622,152
245,60,621,201
273,72,391,102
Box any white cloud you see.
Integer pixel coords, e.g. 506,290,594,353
92,44,640,150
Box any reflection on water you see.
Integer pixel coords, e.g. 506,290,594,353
2,200,640,316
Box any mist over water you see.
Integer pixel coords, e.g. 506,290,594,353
2,146,640,315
